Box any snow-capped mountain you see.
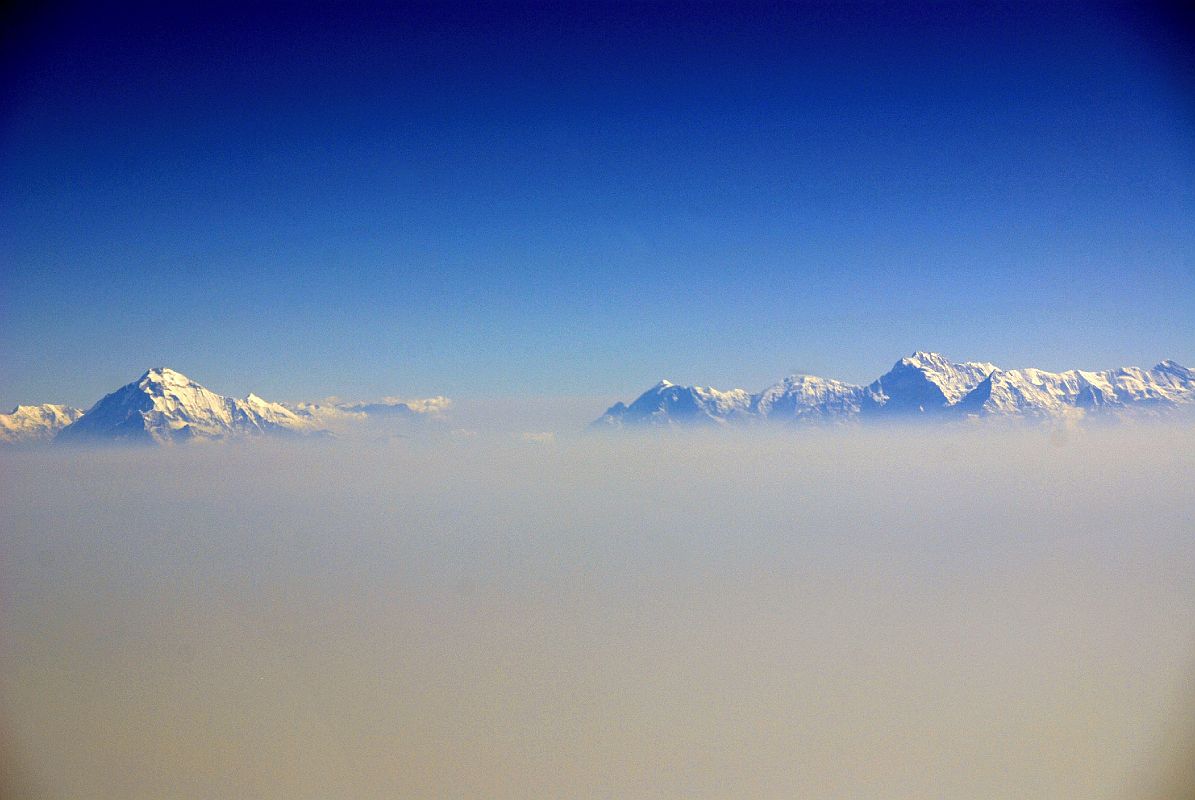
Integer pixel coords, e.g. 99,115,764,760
593,380,753,427
751,374,863,422
956,361,1195,419
595,353,1195,428
1,368,455,447
56,368,319,445
0,404,84,445
862,351,997,416
594,352,995,427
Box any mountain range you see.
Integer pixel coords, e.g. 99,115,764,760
594,352,1195,428
0,367,448,446
3,353,1191,445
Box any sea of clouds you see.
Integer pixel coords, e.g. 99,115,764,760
2,424,1193,798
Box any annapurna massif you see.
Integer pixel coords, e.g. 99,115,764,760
594,351,1195,428
1,367,448,446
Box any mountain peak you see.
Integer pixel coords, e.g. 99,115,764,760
592,378,751,428
868,352,998,412
1154,360,1191,377
139,367,194,387
904,350,947,364
56,368,317,445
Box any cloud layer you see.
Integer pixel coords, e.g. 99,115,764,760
2,426,1193,798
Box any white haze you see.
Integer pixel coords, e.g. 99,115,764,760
2,426,1194,799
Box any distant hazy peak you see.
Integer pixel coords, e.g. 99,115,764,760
0,403,85,445
1153,360,1193,381
594,378,753,428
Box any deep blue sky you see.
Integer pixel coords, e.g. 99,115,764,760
2,1,1193,408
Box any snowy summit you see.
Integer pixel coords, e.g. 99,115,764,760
55,368,319,445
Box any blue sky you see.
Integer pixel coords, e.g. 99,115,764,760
2,1,1193,408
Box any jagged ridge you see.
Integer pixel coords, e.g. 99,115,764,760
595,352,1195,427
958,361,1195,419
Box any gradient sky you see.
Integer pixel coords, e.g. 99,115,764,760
2,1,1193,408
